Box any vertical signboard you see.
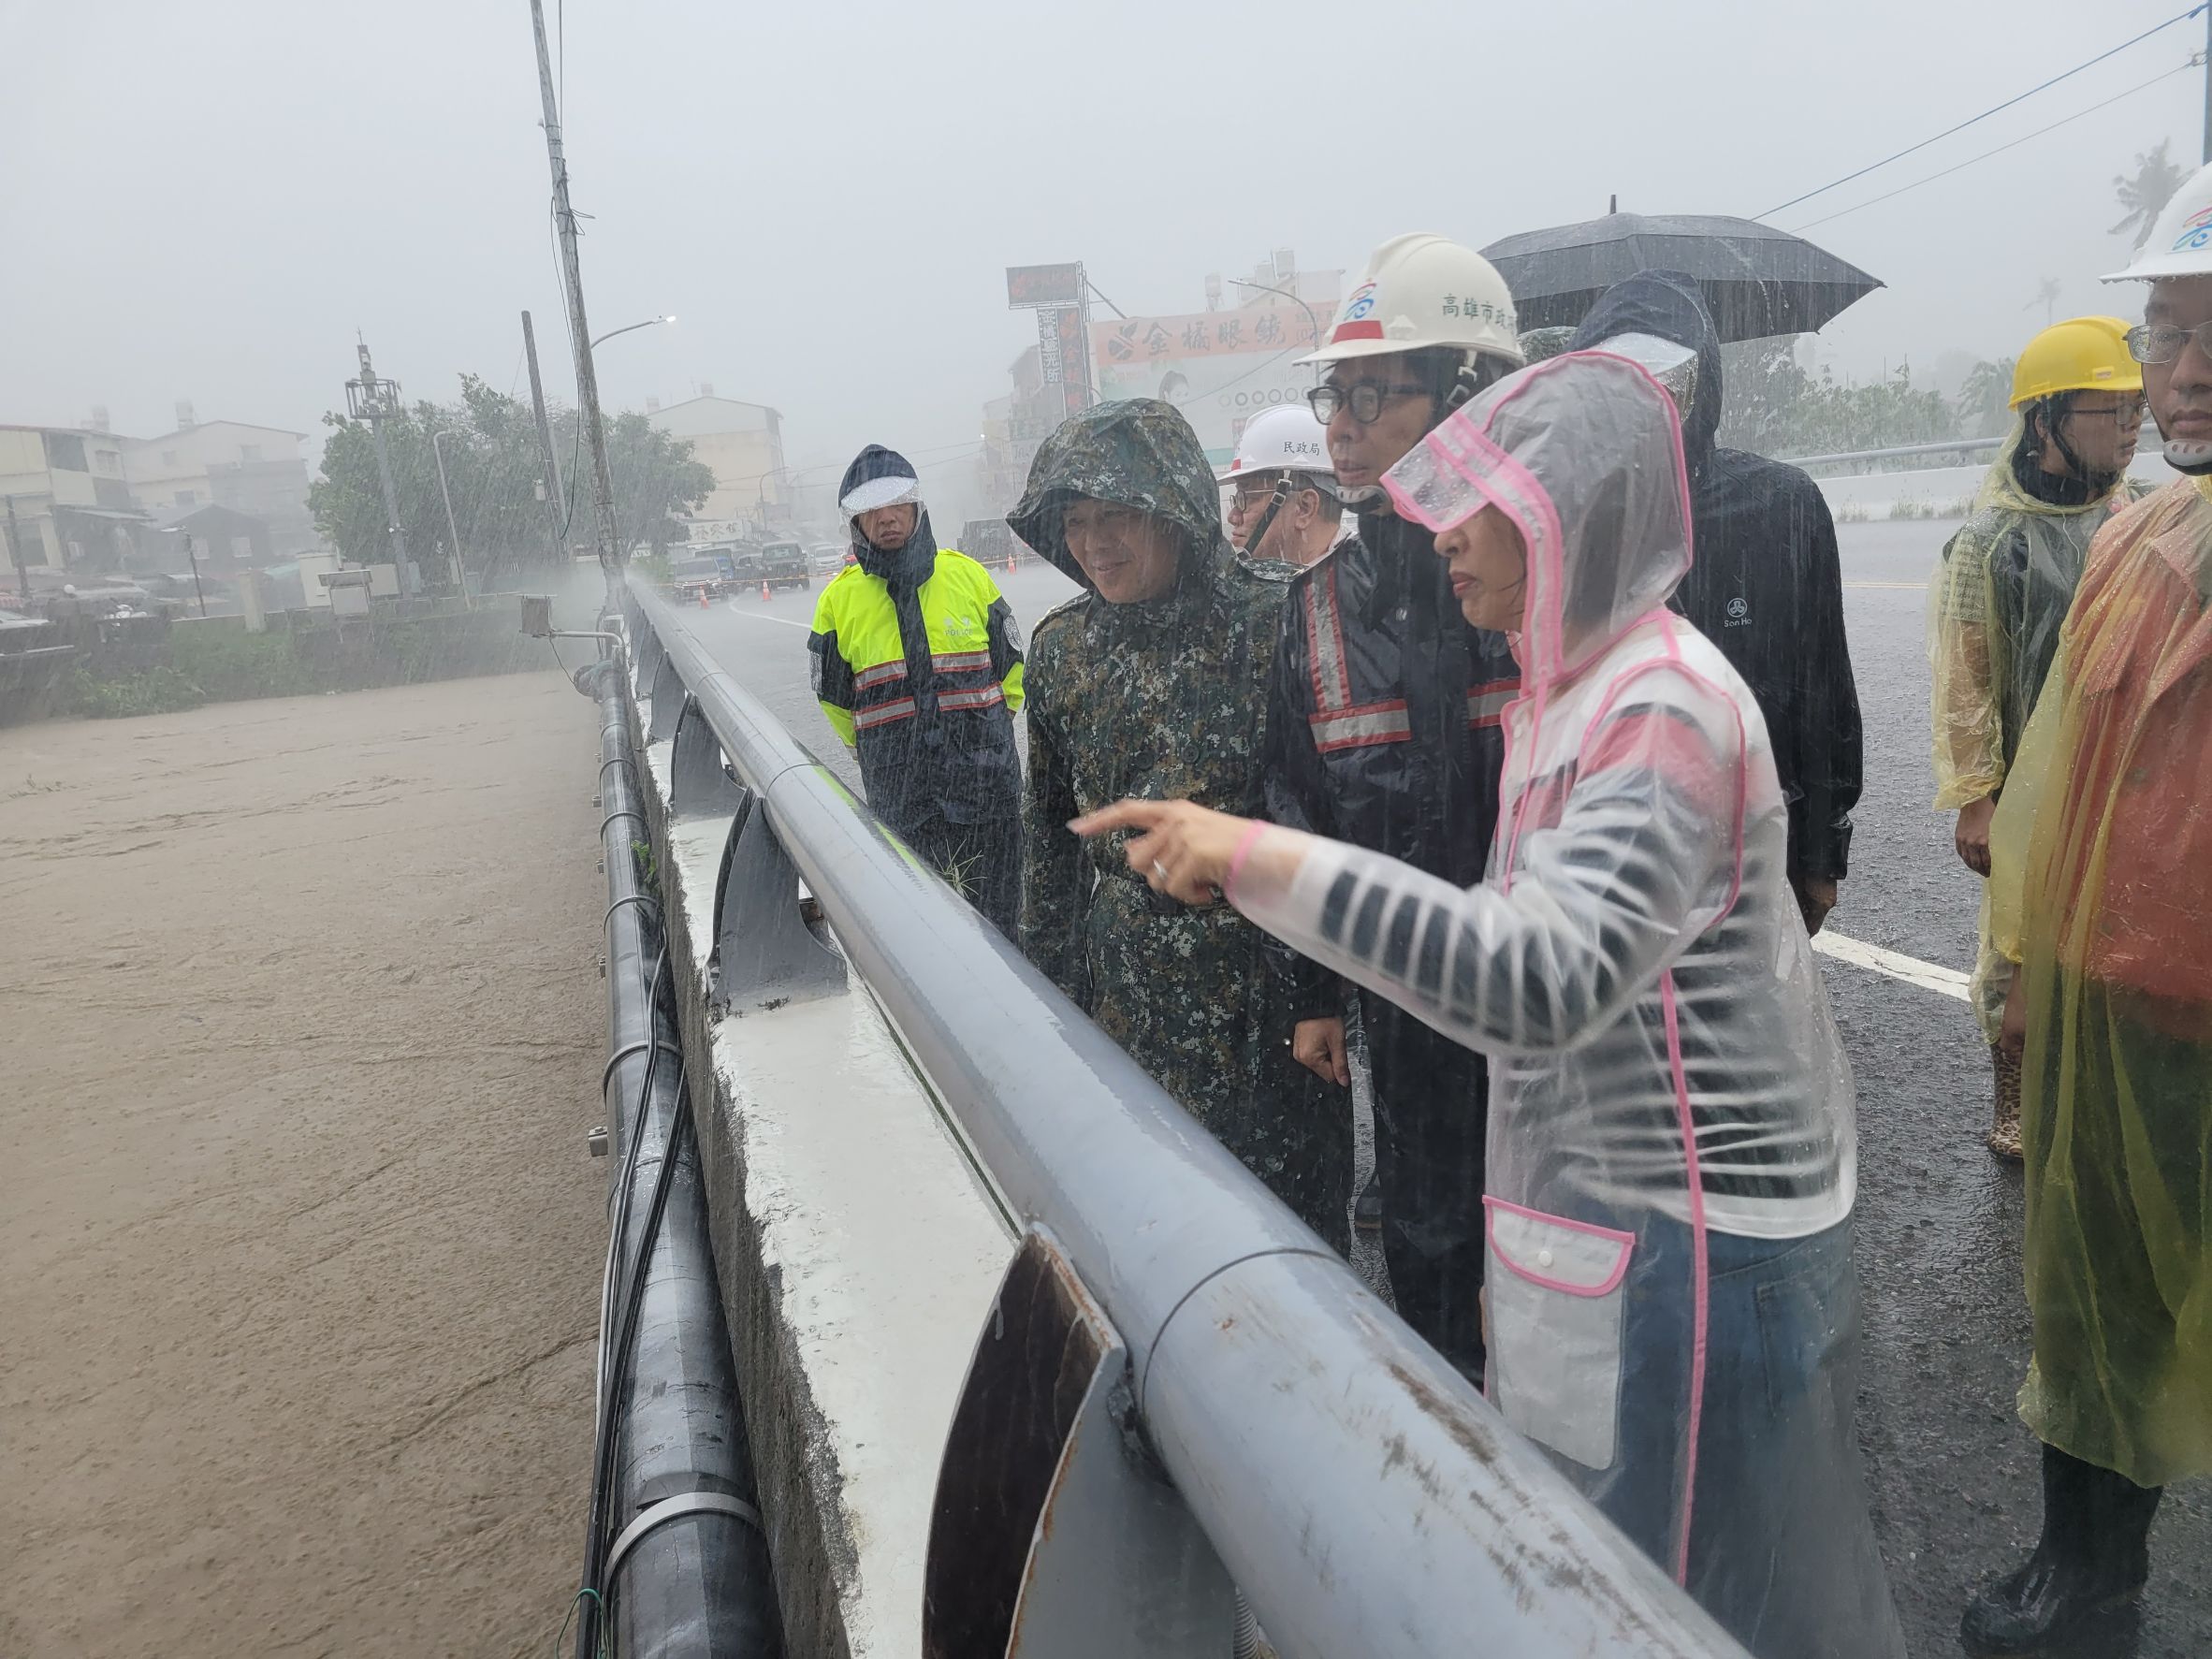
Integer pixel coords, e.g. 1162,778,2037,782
1010,262,1094,421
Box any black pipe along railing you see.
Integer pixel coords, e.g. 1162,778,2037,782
570,651,782,1659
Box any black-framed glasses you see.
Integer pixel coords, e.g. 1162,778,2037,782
2126,322,2212,364
2062,398,2148,425
1230,474,1325,510
1306,381,1428,424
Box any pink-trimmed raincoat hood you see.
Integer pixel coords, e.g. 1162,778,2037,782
1384,350,1692,692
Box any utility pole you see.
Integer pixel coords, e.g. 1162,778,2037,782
527,0,624,606
521,310,570,565
182,531,208,618
3,495,32,602
344,339,411,597
429,429,469,595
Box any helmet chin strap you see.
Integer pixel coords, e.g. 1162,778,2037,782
2165,434,2212,475
2045,411,2124,494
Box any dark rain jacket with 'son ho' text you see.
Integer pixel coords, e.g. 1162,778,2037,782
1570,270,1862,884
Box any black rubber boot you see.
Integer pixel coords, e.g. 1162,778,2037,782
1960,1443,2162,1654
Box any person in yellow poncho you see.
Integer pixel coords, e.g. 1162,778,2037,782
1961,179,2212,1655
1927,320,2144,1158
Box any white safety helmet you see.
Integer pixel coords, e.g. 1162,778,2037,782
2104,159,2212,283
1215,405,1336,487
1299,233,1525,369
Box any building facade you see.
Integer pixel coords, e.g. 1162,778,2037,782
647,393,787,529
122,408,318,558
0,423,141,585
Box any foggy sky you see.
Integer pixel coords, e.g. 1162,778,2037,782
1,0,2199,520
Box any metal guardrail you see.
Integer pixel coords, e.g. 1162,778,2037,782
1779,434,2004,468
619,580,1750,1659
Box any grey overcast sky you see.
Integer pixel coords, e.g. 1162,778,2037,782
0,0,2199,507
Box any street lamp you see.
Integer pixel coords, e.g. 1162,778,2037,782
590,313,677,350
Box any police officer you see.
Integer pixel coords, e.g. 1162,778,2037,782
808,444,1025,935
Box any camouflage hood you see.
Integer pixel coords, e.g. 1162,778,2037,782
1008,399,1230,601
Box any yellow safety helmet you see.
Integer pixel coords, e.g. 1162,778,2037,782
2010,316,2144,408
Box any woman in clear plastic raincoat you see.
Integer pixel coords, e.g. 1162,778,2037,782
1928,317,2144,1157
1078,352,1903,1658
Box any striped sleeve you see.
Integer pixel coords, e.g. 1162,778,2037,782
1234,676,1743,1056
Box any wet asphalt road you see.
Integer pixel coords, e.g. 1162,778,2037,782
680,529,2207,1658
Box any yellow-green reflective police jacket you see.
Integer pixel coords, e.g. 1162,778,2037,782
808,546,1025,832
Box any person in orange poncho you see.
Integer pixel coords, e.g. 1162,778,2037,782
1965,182,2212,1654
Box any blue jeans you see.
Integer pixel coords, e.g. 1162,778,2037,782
1551,1215,1904,1659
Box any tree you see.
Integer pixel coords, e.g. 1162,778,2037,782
2112,138,2189,250
1712,338,1812,454
2027,277,2062,327
1714,340,1957,459
1957,357,2019,437
604,410,717,558
310,378,713,585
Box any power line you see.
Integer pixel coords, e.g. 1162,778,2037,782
1788,61,2193,233
1755,6,2204,220
1171,344,1303,409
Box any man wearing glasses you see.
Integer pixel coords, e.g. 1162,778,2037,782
1217,405,1345,566
1259,233,1524,1380
1927,318,2145,1162
1960,175,2212,1653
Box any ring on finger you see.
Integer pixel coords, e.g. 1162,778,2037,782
1151,859,1169,880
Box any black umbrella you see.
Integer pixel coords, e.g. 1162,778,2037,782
1480,211,1882,342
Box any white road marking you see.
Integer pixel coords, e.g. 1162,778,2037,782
1813,931,1970,1001
712,604,811,630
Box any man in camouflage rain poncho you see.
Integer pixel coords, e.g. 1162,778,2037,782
1012,400,1350,1248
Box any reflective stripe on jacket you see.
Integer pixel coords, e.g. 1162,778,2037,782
1261,518,1519,1021
808,548,1025,829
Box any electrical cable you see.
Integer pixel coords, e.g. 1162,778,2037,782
575,780,680,1656
1787,61,2194,233
1084,275,1129,320
594,946,669,1407
1169,342,1304,409
552,1587,600,1658
576,1030,693,1659
1755,5,2204,220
